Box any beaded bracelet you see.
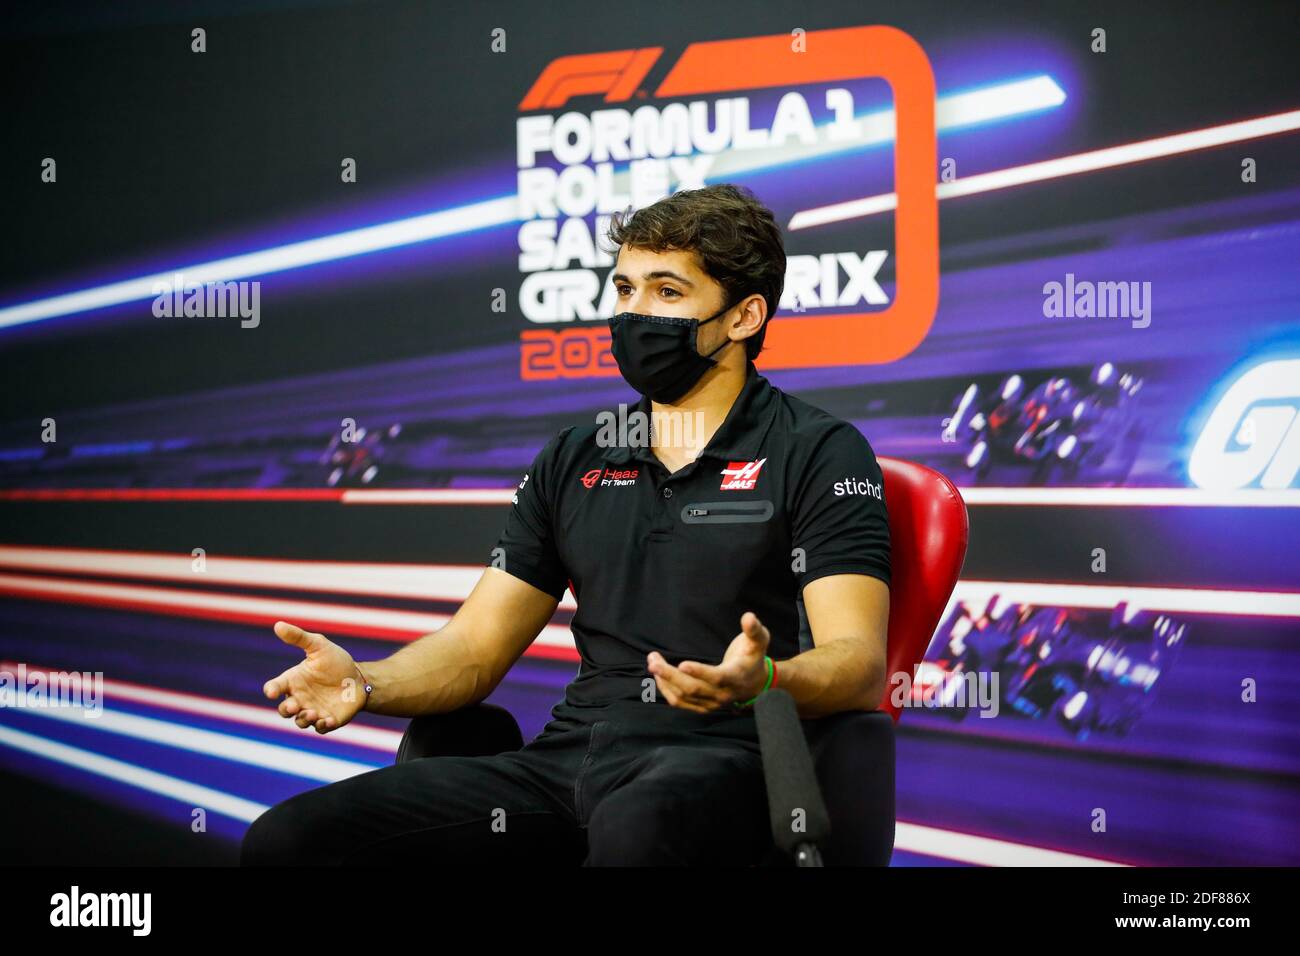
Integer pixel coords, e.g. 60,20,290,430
354,662,374,712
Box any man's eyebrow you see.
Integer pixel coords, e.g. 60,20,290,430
611,270,696,287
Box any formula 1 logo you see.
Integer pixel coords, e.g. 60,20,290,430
520,49,662,110
517,26,938,379
721,458,767,491
1189,359,1300,489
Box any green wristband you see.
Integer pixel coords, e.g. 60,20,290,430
733,656,774,710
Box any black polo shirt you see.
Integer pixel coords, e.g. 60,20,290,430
490,359,890,727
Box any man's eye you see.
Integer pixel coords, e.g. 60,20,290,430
661,287,681,298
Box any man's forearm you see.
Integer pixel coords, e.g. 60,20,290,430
356,623,491,718
772,638,883,719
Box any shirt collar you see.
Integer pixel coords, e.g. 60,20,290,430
601,360,778,466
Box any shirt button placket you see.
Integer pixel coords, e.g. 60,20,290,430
648,472,675,541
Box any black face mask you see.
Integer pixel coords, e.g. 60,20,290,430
607,300,735,403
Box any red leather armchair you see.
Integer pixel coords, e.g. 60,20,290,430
874,456,971,721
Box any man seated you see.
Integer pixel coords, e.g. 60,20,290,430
240,182,891,867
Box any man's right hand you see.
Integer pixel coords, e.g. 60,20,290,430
262,621,367,734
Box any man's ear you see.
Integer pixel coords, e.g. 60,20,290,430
733,294,767,343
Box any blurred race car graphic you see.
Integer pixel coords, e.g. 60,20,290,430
911,597,1187,740
941,363,1147,485
321,423,403,487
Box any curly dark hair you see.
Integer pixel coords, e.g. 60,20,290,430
605,183,786,361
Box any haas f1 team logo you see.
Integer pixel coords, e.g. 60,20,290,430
582,467,639,488
721,459,766,491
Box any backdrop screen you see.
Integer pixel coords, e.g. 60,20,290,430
2,0,1297,867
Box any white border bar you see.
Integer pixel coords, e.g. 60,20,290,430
895,821,1128,867
951,580,1300,619
11,695,376,782
0,544,577,609
790,108,1300,229
0,572,579,649
0,723,269,823
955,487,1300,507
2,660,404,753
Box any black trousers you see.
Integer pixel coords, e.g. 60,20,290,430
240,706,774,866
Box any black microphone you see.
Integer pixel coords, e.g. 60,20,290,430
754,688,830,866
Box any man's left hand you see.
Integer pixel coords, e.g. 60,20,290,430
647,611,771,713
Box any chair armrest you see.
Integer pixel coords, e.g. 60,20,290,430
395,702,524,763
802,709,896,866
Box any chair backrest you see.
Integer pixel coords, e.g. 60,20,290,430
875,457,969,722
